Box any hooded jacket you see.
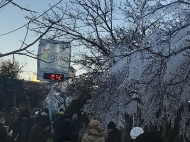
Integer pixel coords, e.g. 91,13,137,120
106,121,121,142
53,114,65,138
28,115,50,142
82,129,105,142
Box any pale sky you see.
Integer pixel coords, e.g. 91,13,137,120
0,0,61,80
0,0,124,80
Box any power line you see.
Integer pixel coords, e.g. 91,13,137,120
0,0,6,8
0,0,7,13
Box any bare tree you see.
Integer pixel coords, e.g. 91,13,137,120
0,57,26,117
26,0,126,72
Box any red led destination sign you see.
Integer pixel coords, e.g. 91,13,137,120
43,73,64,81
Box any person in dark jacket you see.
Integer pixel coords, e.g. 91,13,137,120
29,114,50,142
42,108,51,136
8,109,34,142
36,108,50,123
70,114,81,142
36,108,51,137
105,121,121,142
63,113,72,142
135,132,164,142
0,111,7,142
53,112,65,142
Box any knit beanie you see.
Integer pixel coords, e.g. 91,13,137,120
59,111,64,115
130,127,144,139
108,121,116,129
89,120,99,129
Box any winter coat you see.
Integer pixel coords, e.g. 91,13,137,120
70,119,81,136
62,119,72,141
82,129,105,142
105,128,121,142
36,112,51,136
53,115,65,139
28,123,49,142
70,119,81,142
0,123,7,142
8,118,34,142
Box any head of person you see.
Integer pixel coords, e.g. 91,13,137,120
135,132,164,142
42,108,49,115
130,127,144,140
20,109,30,121
59,110,64,115
0,111,5,124
59,108,64,112
38,114,50,128
107,121,116,132
89,120,99,130
57,111,64,119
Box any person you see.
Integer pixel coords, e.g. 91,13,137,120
52,108,59,121
135,132,164,142
105,121,121,142
59,108,64,113
128,127,144,142
36,108,51,137
36,108,50,123
28,114,51,142
82,120,105,142
0,111,7,142
8,109,34,142
42,108,51,136
70,113,81,142
62,113,72,142
53,111,65,142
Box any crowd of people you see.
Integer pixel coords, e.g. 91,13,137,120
0,108,164,142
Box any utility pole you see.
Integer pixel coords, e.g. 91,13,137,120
12,77,17,119
49,82,54,121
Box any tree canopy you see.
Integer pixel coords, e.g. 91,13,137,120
2,0,190,140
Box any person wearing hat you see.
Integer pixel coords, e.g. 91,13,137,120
8,109,34,142
0,111,8,142
29,114,51,142
82,120,105,142
63,113,73,142
128,127,144,142
70,113,81,142
53,111,65,142
105,121,121,142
